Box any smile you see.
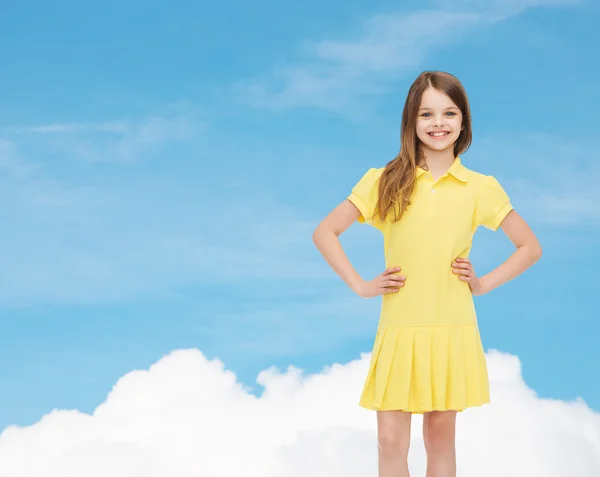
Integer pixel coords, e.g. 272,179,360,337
428,131,450,137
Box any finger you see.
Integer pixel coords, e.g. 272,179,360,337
383,275,405,284
384,267,402,275
451,261,469,268
382,287,399,294
455,258,470,263
385,280,405,287
453,268,470,276
462,263,475,276
452,267,468,274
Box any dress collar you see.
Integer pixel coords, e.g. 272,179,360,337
416,156,469,182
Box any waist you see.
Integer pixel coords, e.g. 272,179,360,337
378,277,476,327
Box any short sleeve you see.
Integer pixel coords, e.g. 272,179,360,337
347,167,383,225
476,175,514,231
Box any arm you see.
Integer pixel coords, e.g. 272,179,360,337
479,210,542,294
312,199,405,297
312,200,366,294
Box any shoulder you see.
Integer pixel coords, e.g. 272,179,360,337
351,166,386,189
362,166,386,180
461,164,504,190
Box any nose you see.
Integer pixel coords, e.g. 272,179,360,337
433,114,445,127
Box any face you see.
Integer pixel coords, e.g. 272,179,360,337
415,87,463,155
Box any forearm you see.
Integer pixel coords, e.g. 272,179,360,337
313,229,364,293
480,243,542,294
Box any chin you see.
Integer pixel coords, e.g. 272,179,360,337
421,140,454,152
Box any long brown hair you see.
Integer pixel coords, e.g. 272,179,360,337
375,71,473,223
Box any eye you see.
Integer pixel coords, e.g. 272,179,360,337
446,111,457,116
421,112,431,117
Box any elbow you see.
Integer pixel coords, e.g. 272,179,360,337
530,242,543,263
313,224,337,246
518,240,542,264
312,225,324,246
312,229,320,246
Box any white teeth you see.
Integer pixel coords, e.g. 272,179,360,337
430,132,449,137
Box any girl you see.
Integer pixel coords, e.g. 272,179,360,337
312,71,542,477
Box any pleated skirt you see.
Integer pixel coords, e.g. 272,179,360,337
359,323,490,413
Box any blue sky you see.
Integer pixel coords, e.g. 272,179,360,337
0,0,598,433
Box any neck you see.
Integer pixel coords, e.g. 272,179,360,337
418,147,456,171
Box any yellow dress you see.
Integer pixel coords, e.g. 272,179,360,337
347,157,513,413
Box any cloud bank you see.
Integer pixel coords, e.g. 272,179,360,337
0,349,598,476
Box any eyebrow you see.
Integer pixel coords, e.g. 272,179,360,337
418,106,460,111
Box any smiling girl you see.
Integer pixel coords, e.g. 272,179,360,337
312,71,542,477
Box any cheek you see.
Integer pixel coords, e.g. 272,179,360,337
415,121,429,139
452,117,463,131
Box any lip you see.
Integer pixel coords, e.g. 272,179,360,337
428,131,451,138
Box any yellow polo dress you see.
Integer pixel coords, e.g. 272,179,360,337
348,157,513,413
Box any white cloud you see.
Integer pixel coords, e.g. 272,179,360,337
435,0,581,17
0,349,598,476
235,1,580,112
470,134,600,226
234,10,484,112
0,139,38,177
4,113,203,163
0,172,330,306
